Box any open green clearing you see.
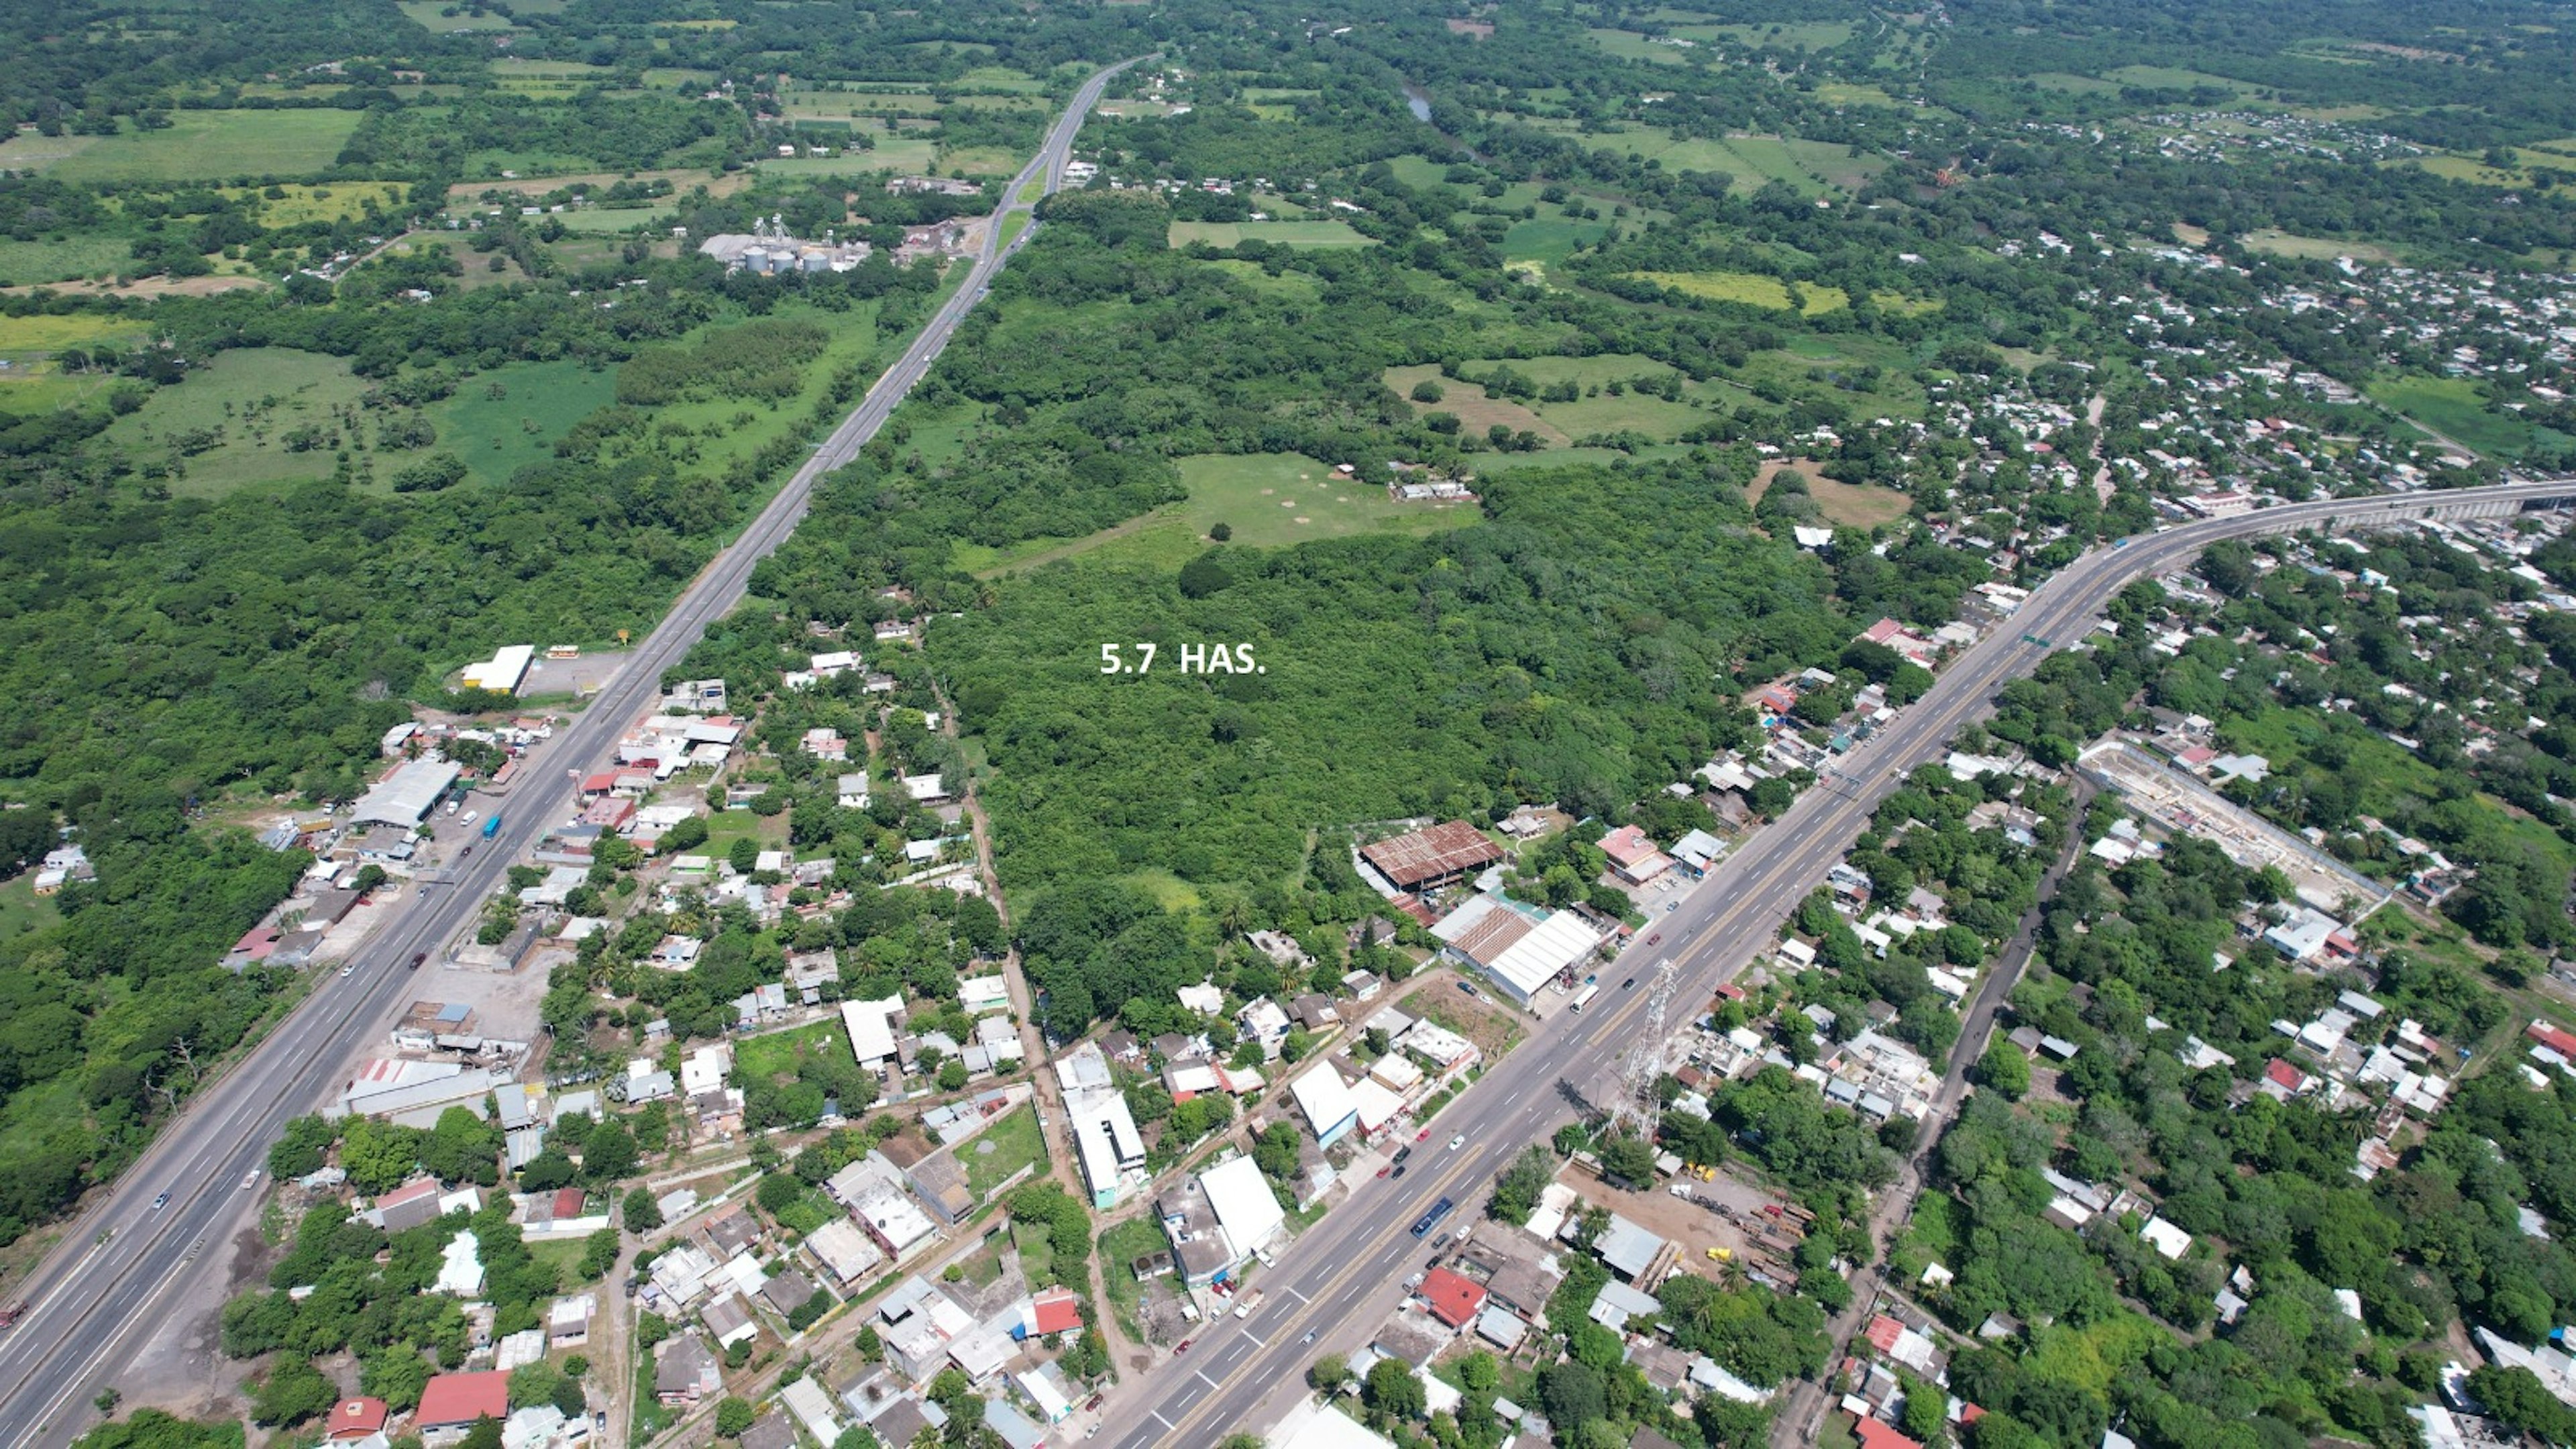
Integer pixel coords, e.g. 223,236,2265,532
1665,19,1856,49
0,877,62,944
1628,269,1849,313
757,140,941,176
2369,372,2576,459
1097,1218,1166,1342
2240,229,2401,263
0,233,135,286
953,451,1474,576
36,111,363,182
1383,365,1568,447
1501,216,1613,266
397,0,518,30
432,358,620,487
0,313,152,360
1587,29,1697,64
963,1105,1046,1196
1528,123,1881,195
104,348,371,496
1167,220,1375,248
735,1019,845,1087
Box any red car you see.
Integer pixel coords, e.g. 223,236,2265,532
1375,1165,1391,1179
1175,1340,1191,1354
1415,1128,1432,1142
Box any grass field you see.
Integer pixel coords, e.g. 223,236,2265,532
0,313,150,360
1097,1218,1167,1343
2369,373,2575,460
105,347,371,496
398,0,519,31
735,1019,845,1086
2104,64,2257,95
0,876,61,944
1749,458,1913,527
1121,867,1204,912
1815,81,1907,107
957,451,1477,575
1528,121,1877,195
1502,216,1612,266
32,111,362,182
1588,29,1697,64
433,358,619,486
0,233,140,286
1676,19,1856,48
1627,269,1849,313
1168,220,1374,248
2240,229,2400,264
1385,366,1569,447
939,146,1026,176
757,140,940,176
232,181,410,227
963,1105,1046,1197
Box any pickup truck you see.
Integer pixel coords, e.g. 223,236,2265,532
1232,1289,1266,1319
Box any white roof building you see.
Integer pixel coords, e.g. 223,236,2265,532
352,758,464,826
842,996,905,1066
461,644,536,695
1066,1087,1146,1209
1199,1155,1287,1265
1287,1068,1360,1148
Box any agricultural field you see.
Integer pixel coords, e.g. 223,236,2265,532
103,347,372,496
431,358,620,487
1501,216,1613,267
939,146,1027,176
2368,373,2576,460
28,111,362,182
1167,220,1374,248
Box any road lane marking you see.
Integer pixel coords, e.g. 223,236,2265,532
1195,1371,1221,1390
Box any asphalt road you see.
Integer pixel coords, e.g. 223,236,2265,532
0,57,1141,1446
1093,478,2576,1448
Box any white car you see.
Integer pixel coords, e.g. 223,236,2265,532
1448,1134,1465,1152
240,1170,261,1191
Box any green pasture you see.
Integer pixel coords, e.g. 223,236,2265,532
433,358,620,487
2369,373,2575,460
17,111,361,182
955,451,1474,576
105,347,372,496
1168,220,1373,248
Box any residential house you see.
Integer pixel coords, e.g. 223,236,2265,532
654,1335,723,1407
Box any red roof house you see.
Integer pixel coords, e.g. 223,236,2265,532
1418,1267,1488,1328
1031,1285,1083,1336
416,1370,509,1432
326,1397,389,1441
1854,1417,1926,1449
1599,825,1672,885
2526,1020,2576,1059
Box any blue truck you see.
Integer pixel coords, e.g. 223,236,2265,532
481,812,502,841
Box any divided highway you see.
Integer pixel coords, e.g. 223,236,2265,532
1095,478,2576,1447
0,56,1142,1447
